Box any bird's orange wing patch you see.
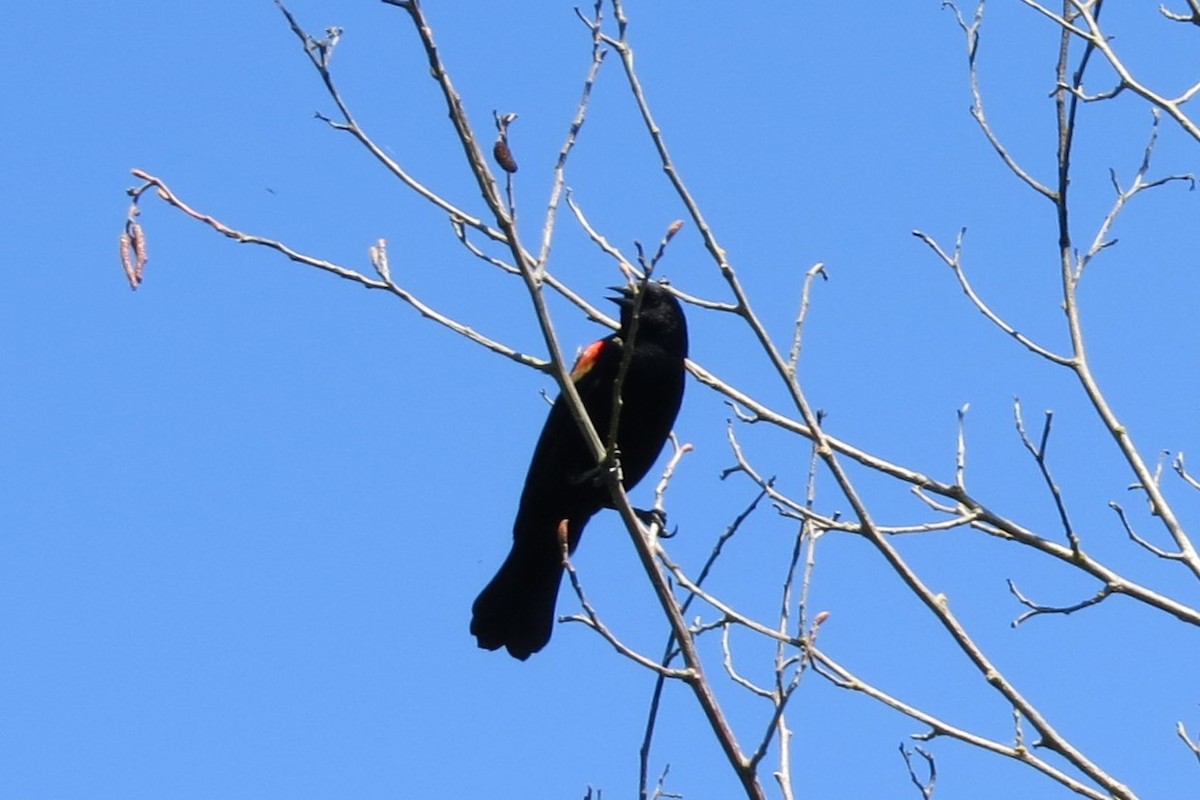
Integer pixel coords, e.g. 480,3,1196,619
570,340,606,383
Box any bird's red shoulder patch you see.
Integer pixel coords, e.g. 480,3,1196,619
570,339,607,382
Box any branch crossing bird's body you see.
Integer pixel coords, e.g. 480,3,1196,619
470,281,689,660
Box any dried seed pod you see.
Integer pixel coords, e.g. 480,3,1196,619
493,139,518,174
128,220,148,283
119,233,139,290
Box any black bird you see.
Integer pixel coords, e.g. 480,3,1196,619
471,280,689,659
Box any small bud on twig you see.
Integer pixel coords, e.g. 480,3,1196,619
369,238,391,282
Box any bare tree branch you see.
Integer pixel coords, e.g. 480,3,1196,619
809,645,1115,800
1077,110,1196,278
1013,400,1080,551
1177,721,1200,766
899,744,938,800
944,0,1057,200
1007,578,1114,626
912,228,1071,365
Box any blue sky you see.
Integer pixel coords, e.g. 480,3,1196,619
4,2,1200,798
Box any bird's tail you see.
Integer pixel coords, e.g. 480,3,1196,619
470,528,568,661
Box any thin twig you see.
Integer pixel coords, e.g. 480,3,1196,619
560,549,691,679
786,263,828,377
1159,1,1200,25
1174,453,1200,493
1177,721,1200,766
1007,579,1113,626
899,744,938,800
128,170,545,372
945,0,1057,200
276,1,511,247
809,645,1114,800
1109,501,1185,561
1077,110,1196,278
1013,399,1080,552
912,229,1071,365
538,1,608,270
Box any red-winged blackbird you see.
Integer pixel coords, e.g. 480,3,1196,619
471,280,689,660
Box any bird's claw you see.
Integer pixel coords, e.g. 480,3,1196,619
634,507,672,536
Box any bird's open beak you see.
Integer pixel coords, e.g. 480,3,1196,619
607,284,635,309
